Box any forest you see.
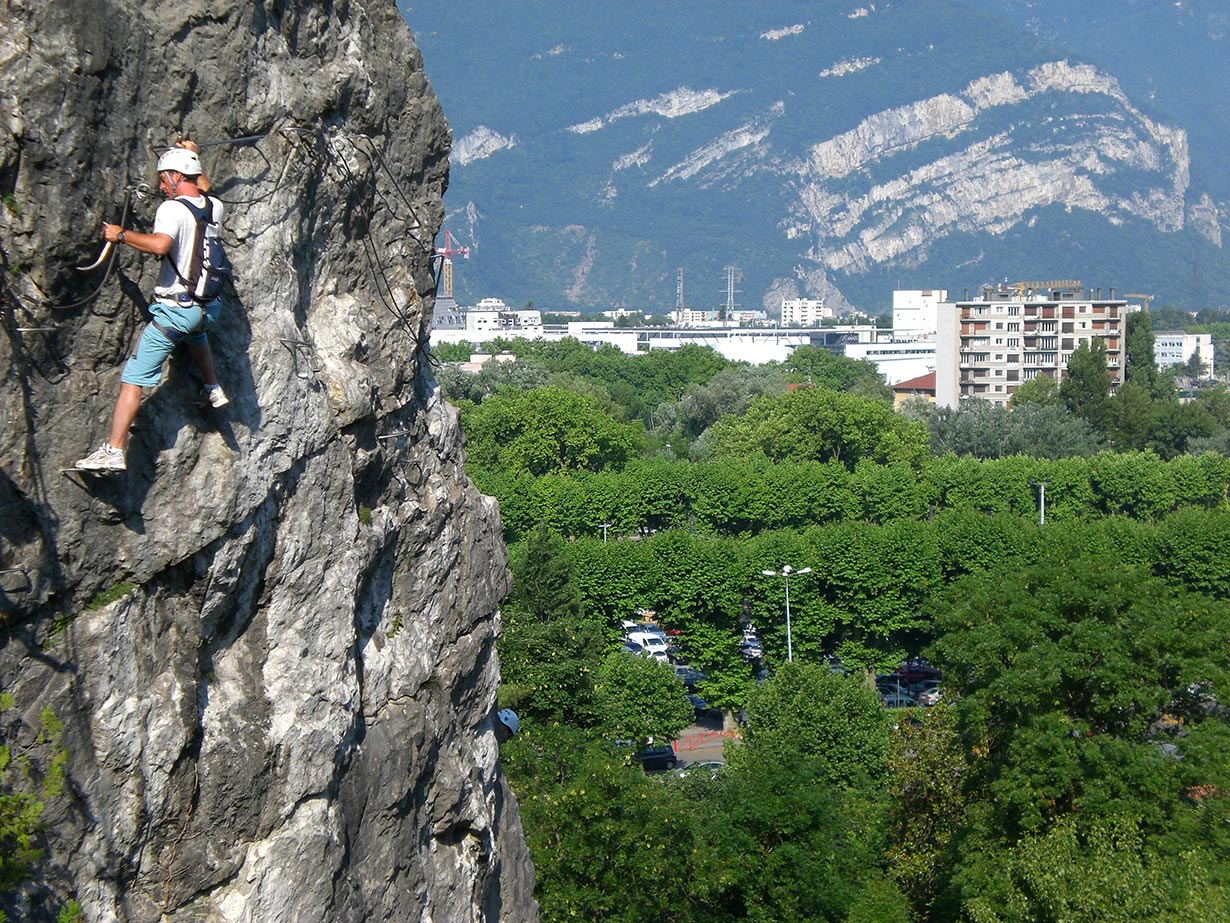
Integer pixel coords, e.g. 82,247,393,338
437,319,1230,923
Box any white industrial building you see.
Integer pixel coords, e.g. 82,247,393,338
1155,331,1214,377
892,289,946,340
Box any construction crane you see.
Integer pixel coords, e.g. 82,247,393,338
433,228,471,299
1123,293,1154,312
1011,279,1082,298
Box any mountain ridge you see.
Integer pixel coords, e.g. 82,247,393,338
402,0,1230,313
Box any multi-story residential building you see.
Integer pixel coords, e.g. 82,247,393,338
780,297,832,326
936,282,1125,408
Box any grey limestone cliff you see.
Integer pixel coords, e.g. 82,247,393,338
0,1,536,920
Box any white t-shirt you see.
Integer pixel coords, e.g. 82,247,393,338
152,195,225,299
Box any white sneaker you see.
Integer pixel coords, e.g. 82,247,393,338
202,386,229,408
75,443,126,472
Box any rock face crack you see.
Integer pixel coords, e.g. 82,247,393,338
0,2,535,921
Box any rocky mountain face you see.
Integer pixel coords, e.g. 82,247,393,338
404,0,1230,313
0,2,535,921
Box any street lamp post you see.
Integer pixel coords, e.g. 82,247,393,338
761,564,812,662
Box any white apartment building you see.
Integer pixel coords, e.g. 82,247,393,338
892,289,946,340
936,282,1125,408
1155,331,1214,377
780,298,833,326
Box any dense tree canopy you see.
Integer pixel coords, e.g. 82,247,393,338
703,386,930,469
463,333,1230,923
461,386,643,476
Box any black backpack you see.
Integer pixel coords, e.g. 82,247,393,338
167,194,234,303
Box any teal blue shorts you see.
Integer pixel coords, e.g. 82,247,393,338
121,299,220,387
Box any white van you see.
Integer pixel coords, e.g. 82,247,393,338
626,631,669,661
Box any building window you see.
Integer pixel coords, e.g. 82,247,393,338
1008,306,1021,316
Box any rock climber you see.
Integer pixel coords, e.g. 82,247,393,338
76,144,229,472
495,708,520,744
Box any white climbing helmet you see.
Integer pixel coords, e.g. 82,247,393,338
497,708,520,736
156,148,202,176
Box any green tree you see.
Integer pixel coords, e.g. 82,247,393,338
912,400,1103,460
0,698,67,898
689,755,876,923
1007,373,1061,408
1125,310,1168,400
781,345,892,401
508,523,581,622
500,525,606,724
885,704,970,915
673,364,788,440
500,725,694,923
928,556,1230,840
593,652,693,746
1108,380,1157,451
461,386,643,477
704,387,929,470
733,662,891,789
1060,339,1113,433
956,816,1230,923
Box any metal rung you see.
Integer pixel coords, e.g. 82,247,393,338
376,430,413,441
279,337,323,373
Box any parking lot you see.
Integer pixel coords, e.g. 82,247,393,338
672,713,737,765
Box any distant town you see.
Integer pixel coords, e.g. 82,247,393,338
431,280,1215,409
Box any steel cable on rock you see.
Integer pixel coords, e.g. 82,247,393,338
0,185,145,322
315,131,435,355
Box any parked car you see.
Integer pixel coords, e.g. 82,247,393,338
627,631,670,658
674,665,707,690
739,641,763,660
882,692,918,709
688,694,722,721
634,745,678,771
629,623,665,639
909,679,941,698
675,760,722,779
876,674,908,694
897,658,941,684
917,687,942,707
621,640,644,655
